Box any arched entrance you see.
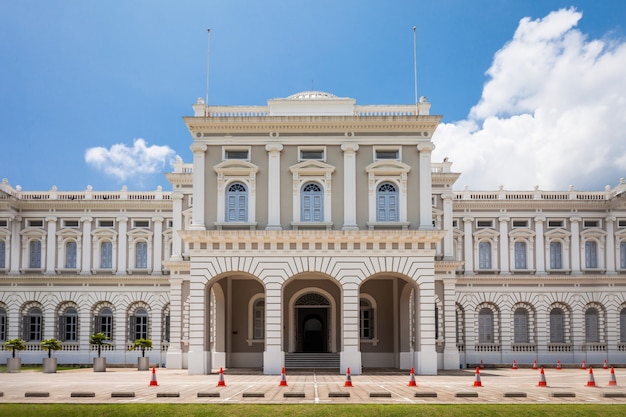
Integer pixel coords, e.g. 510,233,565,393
295,293,330,353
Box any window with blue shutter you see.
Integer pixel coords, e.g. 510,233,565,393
301,182,323,222
226,182,248,222
376,182,398,222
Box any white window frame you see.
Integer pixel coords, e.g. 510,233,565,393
92,228,118,273
213,159,259,228
545,228,570,272
581,228,605,271
222,146,251,161
359,294,378,345
289,160,335,227
128,228,153,273
246,294,265,346
298,146,326,162
365,159,411,227
373,146,401,161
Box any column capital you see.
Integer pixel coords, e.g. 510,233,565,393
80,216,93,223
341,143,359,153
116,216,128,223
570,216,582,223
535,216,546,223
190,143,207,154
463,216,474,223
605,215,616,223
265,142,283,153
45,216,58,223
441,192,454,201
152,216,164,223
417,142,435,153
498,216,509,223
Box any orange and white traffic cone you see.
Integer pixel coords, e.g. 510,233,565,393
473,367,483,387
580,360,586,370
603,359,608,370
512,360,518,370
344,367,353,387
279,367,288,387
407,367,417,387
149,367,159,386
586,367,596,387
556,360,562,370
608,367,618,386
537,367,548,387
479,359,484,369
216,367,226,387
532,359,538,370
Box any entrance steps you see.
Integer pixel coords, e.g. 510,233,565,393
284,353,340,369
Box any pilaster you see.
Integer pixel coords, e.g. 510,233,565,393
44,216,57,274
606,216,616,275
80,217,93,275
263,279,284,374
341,281,362,374
116,217,128,275
265,143,283,230
442,193,454,259
463,217,474,275
499,217,510,275
417,143,435,230
165,275,183,369
535,216,546,275
341,143,359,230
442,274,460,369
152,216,163,275
170,193,183,261
9,216,21,274
189,143,207,231
570,216,581,275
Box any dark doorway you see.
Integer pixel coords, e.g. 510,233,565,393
297,308,327,352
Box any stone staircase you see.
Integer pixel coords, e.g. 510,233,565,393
284,353,340,369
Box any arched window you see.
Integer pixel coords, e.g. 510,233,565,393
360,298,375,339
620,242,626,269
585,240,598,268
65,241,77,269
130,307,149,341
95,307,114,339
135,241,148,269
585,308,599,343
0,307,6,341
550,241,562,269
478,308,493,343
162,306,170,343
29,240,42,268
514,241,527,269
513,308,529,343
100,241,113,269
376,182,398,222
23,307,43,341
301,182,323,222
253,299,265,340
59,307,78,341
621,308,626,343
0,240,6,269
549,308,564,343
478,241,492,269
226,182,248,222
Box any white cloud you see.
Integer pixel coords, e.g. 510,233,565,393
85,138,176,182
432,8,626,191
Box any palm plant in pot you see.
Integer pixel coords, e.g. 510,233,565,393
89,332,109,372
130,338,152,371
40,338,62,373
5,338,26,373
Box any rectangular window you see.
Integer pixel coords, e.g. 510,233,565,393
374,149,400,160
478,242,492,269
29,240,42,268
620,242,626,269
299,147,325,161
0,220,8,228
130,315,148,340
512,220,528,228
23,315,42,342
163,315,170,343
100,242,113,269
585,241,598,268
133,220,150,228
95,315,113,339
98,220,114,228
618,219,626,228
65,241,77,269
583,220,600,228
476,220,494,228
0,240,5,269
0,314,6,341
27,219,43,228
452,219,458,228
224,148,250,160
514,242,527,269
62,220,79,228
135,242,148,269
59,315,77,342
548,220,564,228
550,241,562,269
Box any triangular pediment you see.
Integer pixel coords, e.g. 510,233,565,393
289,160,335,176
213,160,259,176
56,228,82,238
509,228,536,238
365,160,411,176
473,228,499,239
545,228,570,239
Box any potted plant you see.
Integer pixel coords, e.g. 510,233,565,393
130,338,152,371
5,338,26,373
89,332,109,372
40,338,62,373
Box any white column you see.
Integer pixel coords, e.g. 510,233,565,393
44,216,57,274
417,143,435,230
152,216,163,275
341,143,359,230
171,193,183,261
341,281,362,374
80,217,93,275
116,216,128,275
417,276,437,375
442,192,454,259
606,216,616,275
188,278,209,374
189,143,207,231
165,276,183,368
570,216,581,275
463,217,474,275
499,217,510,274
265,143,283,230
263,279,284,374
442,275,460,369
535,216,546,275
9,215,21,275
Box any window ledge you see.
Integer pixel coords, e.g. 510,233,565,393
246,338,265,347
366,221,410,230
215,222,257,230
359,338,379,346
291,222,333,231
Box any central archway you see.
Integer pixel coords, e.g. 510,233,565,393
288,288,337,353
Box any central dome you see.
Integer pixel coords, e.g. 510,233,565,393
286,90,338,100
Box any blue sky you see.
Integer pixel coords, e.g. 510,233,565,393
1,1,625,191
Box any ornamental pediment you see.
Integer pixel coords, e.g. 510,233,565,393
213,160,259,176
127,228,153,238
509,228,536,238
473,228,499,238
91,228,118,238
544,228,570,239
56,228,82,238
365,160,411,176
289,160,335,176
580,228,606,238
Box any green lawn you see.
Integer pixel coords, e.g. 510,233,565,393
0,404,625,417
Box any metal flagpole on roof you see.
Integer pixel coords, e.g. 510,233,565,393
205,28,211,117
413,26,419,116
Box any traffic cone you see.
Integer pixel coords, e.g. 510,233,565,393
407,367,417,387
586,367,596,387
149,367,159,386
479,359,484,369
532,359,538,370
473,367,483,387
580,360,586,370
603,359,608,370
344,367,353,387
216,367,226,387
537,367,548,387
279,367,288,387
556,360,562,370
512,360,518,370
608,367,618,386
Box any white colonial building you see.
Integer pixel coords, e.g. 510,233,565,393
1,91,625,374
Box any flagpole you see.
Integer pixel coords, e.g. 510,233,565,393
413,26,419,116
205,28,211,117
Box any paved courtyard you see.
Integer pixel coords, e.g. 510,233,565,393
1,366,625,404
